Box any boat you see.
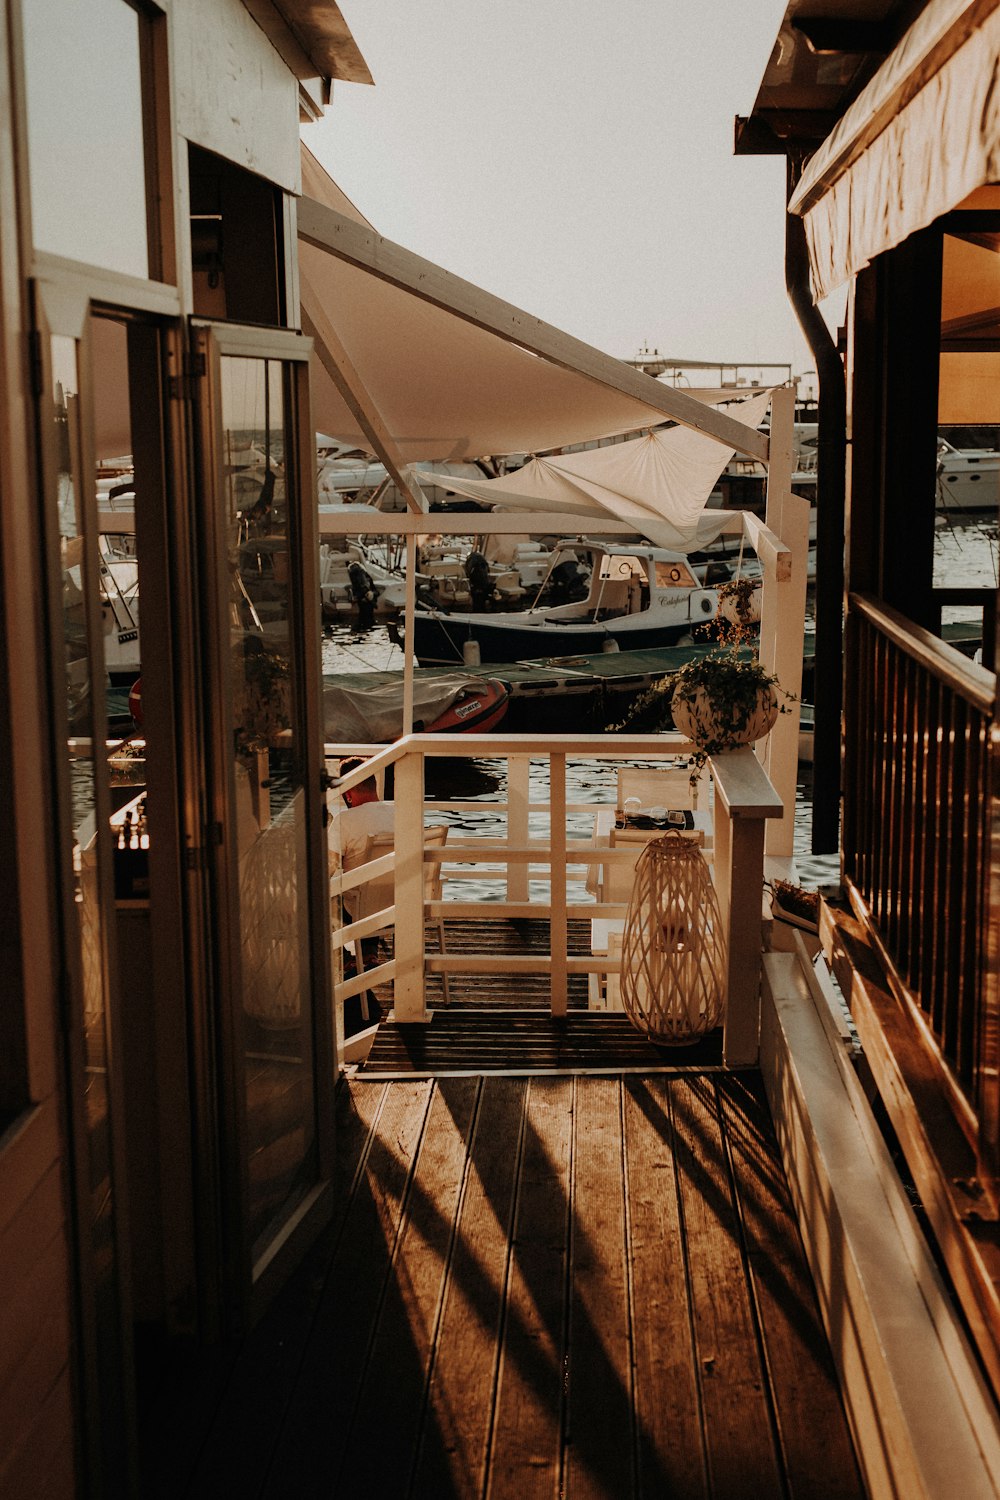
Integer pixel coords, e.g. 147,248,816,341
323,672,510,742
405,539,719,666
318,541,408,617
936,436,999,510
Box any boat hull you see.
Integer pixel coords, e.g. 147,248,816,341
422,679,510,735
411,610,709,666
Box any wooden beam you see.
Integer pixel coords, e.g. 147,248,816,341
760,950,1000,1497
300,275,429,514
315,510,746,539
297,196,770,462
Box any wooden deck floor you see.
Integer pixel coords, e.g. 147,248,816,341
148,1071,864,1499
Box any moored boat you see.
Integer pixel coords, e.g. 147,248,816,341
406,539,718,666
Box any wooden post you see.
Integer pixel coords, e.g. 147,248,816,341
403,537,417,736
550,752,568,1016
507,753,530,903
709,750,784,1067
392,748,427,1021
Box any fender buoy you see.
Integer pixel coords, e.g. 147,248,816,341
128,678,143,726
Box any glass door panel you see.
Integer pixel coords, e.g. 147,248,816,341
213,346,321,1264
44,325,133,1490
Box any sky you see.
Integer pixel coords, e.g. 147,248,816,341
304,0,831,396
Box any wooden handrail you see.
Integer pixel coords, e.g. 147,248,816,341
331,737,782,1063
851,593,995,714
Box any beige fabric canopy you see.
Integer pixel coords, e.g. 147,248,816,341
414,387,774,552
299,146,770,465
788,0,1000,302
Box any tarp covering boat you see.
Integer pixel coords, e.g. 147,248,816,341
323,672,508,741
414,387,774,552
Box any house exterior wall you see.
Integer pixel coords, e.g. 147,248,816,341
171,0,302,194
0,0,338,1493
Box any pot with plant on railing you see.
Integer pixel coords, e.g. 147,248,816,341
612,647,790,772
667,651,782,760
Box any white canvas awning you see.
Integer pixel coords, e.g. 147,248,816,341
297,146,770,467
415,387,774,552
788,0,1000,301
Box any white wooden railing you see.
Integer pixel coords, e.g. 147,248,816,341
329,732,783,1067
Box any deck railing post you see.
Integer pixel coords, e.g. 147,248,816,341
393,746,427,1021
550,751,568,1016
507,753,530,904
709,749,783,1066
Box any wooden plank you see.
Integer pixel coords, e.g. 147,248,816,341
296,196,770,462
261,1080,434,1497
822,907,1000,1397
183,1079,385,1496
486,1078,574,1498
717,1074,864,1499
412,1078,528,1496
671,1077,784,1498
708,747,784,819
761,952,1000,1499
563,1078,634,1497
550,754,568,1017
623,1078,708,1497
337,1078,480,1493
0,1367,75,1500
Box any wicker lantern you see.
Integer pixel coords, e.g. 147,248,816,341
619,833,726,1043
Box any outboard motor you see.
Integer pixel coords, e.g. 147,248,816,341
547,557,589,605
463,550,494,611
348,561,380,623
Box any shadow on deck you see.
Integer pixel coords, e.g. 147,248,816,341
144,1068,864,1498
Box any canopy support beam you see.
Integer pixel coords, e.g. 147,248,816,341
301,276,429,515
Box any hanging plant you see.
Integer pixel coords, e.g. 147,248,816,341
669,651,782,759
716,576,762,640
613,647,791,774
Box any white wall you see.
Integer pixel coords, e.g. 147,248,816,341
171,0,302,193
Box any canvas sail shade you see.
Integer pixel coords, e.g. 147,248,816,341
415,387,774,552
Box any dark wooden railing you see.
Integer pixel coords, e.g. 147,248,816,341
844,594,997,1162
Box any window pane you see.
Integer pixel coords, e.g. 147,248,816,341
23,0,149,278
221,356,317,1260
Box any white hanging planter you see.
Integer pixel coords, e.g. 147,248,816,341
670,679,778,754
718,578,763,627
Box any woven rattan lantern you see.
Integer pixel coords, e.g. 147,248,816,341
619,833,726,1043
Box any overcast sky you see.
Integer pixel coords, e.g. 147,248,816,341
304,0,832,394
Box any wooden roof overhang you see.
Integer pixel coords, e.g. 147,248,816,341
242,0,374,85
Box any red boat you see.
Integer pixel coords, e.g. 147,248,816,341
422,678,510,735
323,672,510,742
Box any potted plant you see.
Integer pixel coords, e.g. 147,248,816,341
667,650,781,758
613,645,790,769
716,575,762,632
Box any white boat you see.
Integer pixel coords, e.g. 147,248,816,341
318,541,407,616
936,437,999,511
407,539,719,666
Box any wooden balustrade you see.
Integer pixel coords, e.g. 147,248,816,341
328,733,783,1067
845,594,997,1161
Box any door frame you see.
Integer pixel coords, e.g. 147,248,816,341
190,318,335,1325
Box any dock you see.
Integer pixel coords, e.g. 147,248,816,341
143,1065,864,1498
